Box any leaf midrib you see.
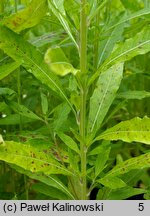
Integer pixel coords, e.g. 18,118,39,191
106,40,150,67
0,36,75,115
90,68,114,132
1,151,73,175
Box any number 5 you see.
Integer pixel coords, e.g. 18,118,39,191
138,203,144,211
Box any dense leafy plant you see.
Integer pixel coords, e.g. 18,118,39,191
0,0,150,200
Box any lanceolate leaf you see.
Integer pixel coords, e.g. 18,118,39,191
98,22,124,66
0,61,21,80
58,132,80,154
2,0,47,32
98,176,126,189
95,147,111,178
0,26,75,114
11,165,75,199
95,117,150,145
32,183,69,199
99,152,150,183
64,0,80,29
52,102,71,132
0,114,37,125
107,186,147,200
102,27,150,70
89,0,107,21
0,88,16,97
98,152,150,189
6,101,43,122
89,27,150,86
117,90,150,100
96,186,146,200
120,0,141,11
97,11,129,66
106,7,150,31
48,0,78,50
88,63,124,135
0,141,73,176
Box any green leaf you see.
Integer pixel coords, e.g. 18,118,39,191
32,183,69,199
96,186,146,200
0,26,75,114
11,164,75,199
48,0,78,50
0,102,7,112
40,92,48,115
2,0,47,32
36,174,75,199
106,7,150,31
44,47,78,76
144,191,150,200
88,63,124,136
98,176,126,189
58,132,80,154
120,0,142,11
91,27,150,85
0,141,73,176
102,27,150,70
68,149,79,173
52,102,71,132
89,0,107,22
64,0,80,29
0,114,37,125
0,135,4,145
0,88,16,97
95,117,150,145
98,20,125,66
117,90,150,100
0,61,21,80
95,147,111,178
107,186,146,200
6,101,43,122
99,152,150,188
88,140,110,156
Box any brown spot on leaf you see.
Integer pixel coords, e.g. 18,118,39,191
12,20,18,27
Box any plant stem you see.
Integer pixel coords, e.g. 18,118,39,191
80,90,87,200
80,0,88,200
80,0,87,75
93,1,100,71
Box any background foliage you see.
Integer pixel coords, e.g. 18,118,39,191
0,0,150,200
